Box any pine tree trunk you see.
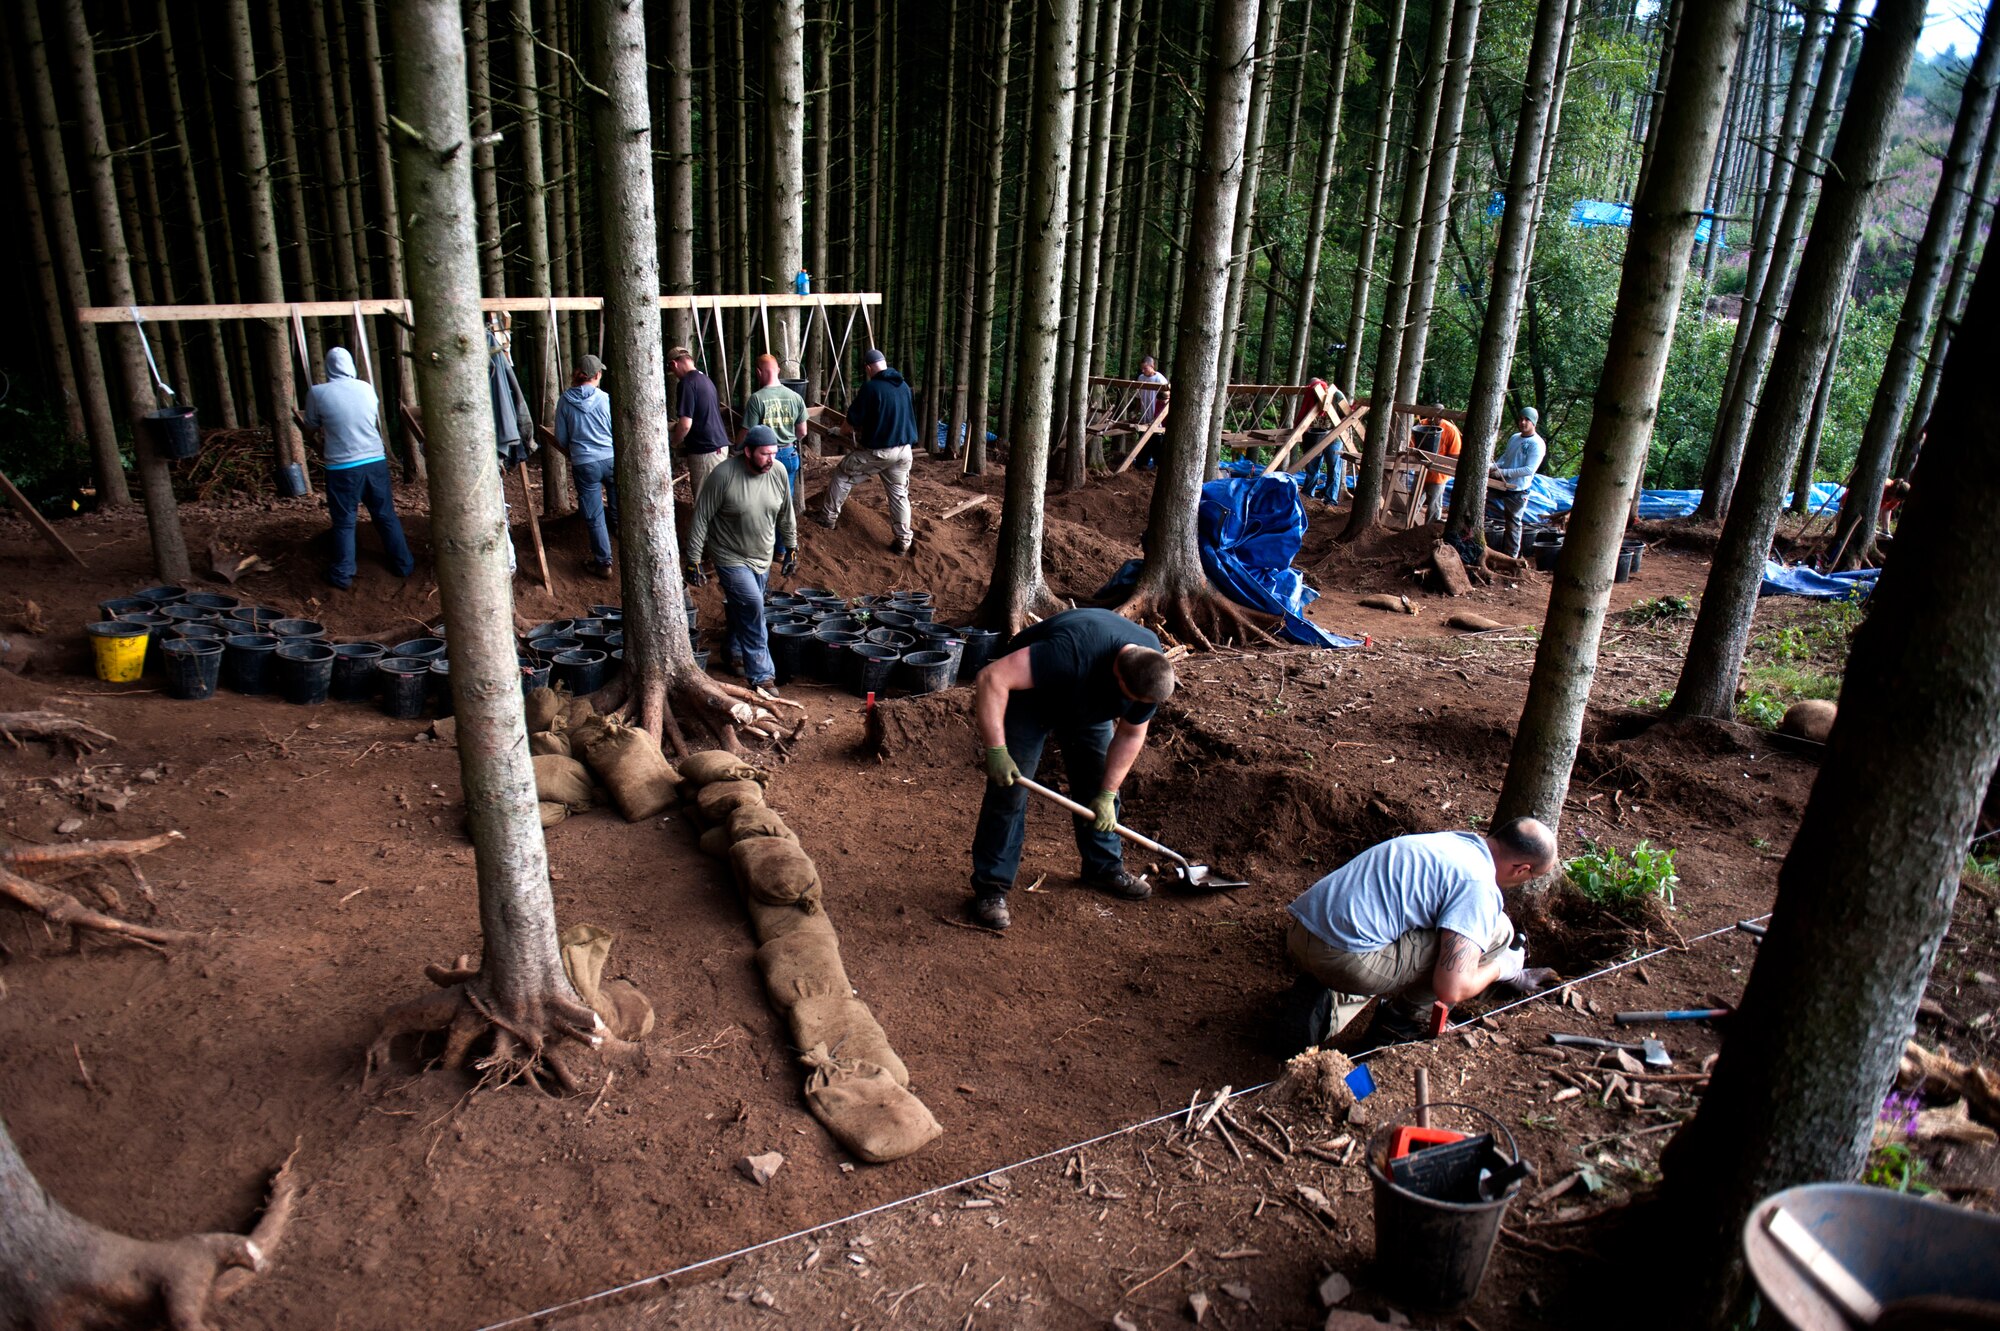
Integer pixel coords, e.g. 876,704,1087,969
866,0,883,293
1345,0,1453,540
328,1,371,306
966,0,1015,475
1120,9,1162,375
701,0,723,288
359,0,423,479
468,0,506,297
1495,0,1747,829
1093,4,1136,393
1062,0,1125,490
1673,0,1924,720
1340,0,1409,395
561,0,586,358
1695,0,1859,521
1830,6,1999,568
977,0,1079,630
509,0,575,514
1658,250,2000,1330
1206,0,1281,470
156,0,240,429
3,42,86,448
767,0,807,376
804,0,832,397
1286,0,1353,388
921,0,963,436
998,5,1037,450
1789,294,1847,514
1254,0,1313,386
61,0,190,581
732,4,752,310
196,6,256,421
19,1,128,504
264,0,326,373
1444,0,1569,542
1396,0,1482,402
1697,11,1755,289
665,0,696,353
112,13,194,413
307,1,360,304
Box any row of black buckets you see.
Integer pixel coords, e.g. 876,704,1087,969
764,586,1002,697
1529,530,1647,581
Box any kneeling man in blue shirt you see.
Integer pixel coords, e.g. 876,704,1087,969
1283,818,1561,1054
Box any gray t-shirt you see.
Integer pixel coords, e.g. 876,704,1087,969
1287,830,1505,953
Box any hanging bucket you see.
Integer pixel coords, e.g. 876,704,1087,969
275,462,310,498
86,620,149,682
223,634,281,694
159,638,224,700
330,642,387,702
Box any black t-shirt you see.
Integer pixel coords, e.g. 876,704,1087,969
1009,608,1163,727
677,370,729,454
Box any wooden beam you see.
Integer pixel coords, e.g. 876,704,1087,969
1261,381,1339,476
1113,408,1170,473
0,469,87,567
1286,402,1370,476
76,293,885,324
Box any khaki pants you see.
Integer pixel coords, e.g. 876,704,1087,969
683,448,725,500
1286,915,1514,1034
822,444,913,544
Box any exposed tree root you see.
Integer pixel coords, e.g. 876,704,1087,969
0,1125,299,1331
1112,585,1284,651
365,954,608,1096
975,580,1068,635
0,711,117,757
587,669,804,758
0,832,192,952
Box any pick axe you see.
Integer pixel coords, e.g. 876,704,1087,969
1547,1033,1672,1069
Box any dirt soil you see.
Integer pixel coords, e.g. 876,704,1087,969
2,450,1995,1331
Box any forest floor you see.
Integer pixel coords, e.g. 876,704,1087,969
1,449,1995,1331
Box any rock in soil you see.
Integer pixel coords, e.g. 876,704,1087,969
737,1152,785,1186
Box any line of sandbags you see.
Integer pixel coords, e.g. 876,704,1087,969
523,687,680,827
684,751,941,1163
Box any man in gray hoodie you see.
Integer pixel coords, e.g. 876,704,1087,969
303,347,416,589
553,354,618,578
1487,405,1547,558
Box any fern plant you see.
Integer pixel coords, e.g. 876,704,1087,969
1564,837,1680,914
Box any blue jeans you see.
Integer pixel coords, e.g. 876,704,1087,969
324,459,415,587
572,458,619,566
971,712,1122,895
1301,435,1345,502
714,563,773,684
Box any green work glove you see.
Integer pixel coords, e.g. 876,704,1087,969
1089,790,1119,833
984,746,1019,787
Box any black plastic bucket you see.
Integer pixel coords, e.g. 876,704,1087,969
889,601,934,624
865,627,916,651
571,618,611,647
226,606,285,631
275,641,336,705
330,642,387,701
890,589,933,605
162,603,217,626
519,654,551,692
429,658,453,716
957,627,1002,678
115,611,173,671
271,618,327,642
390,636,447,661
1623,539,1646,573
529,635,582,663
590,604,623,619
168,622,225,643
767,612,810,632
159,637,223,700
844,642,899,696
792,586,835,601
181,592,240,614
553,648,607,696
223,633,280,694
377,656,430,718
693,648,712,671
895,649,957,695
769,622,815,684
519,619,577,643
871,609,914,631
1534,541,1563,572
1614,547,1637,583
816,614,863,636
133,584,187,605
1366,1104,1524,1310
97,595,154,621
276,461,310,498
145,407,201,459
809,629,864,682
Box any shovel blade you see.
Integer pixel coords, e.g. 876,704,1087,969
1172,864,1250,892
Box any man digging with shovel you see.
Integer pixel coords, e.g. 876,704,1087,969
968,608,1178,931
1280,819,1564,1055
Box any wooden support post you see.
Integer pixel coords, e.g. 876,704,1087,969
515,461,550,589
1114,406,1170,473
0,469,88,567
1261,381,1339,476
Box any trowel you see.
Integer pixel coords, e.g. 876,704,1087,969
1016,776,1249,892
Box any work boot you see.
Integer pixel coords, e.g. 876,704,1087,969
1340,1000,1429,1057
1275,976,1337,1056
1088,866,1151,901
970,893,1011,930
812,513,838,531
891,536,914,555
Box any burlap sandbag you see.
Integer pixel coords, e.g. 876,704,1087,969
800,1045,942,1164
698,825,732,858
757,931,851,1011
563,694,596,732
748,895,834,943
530,730,572,758
680,750,766,788
525,686,566,733
558,923,655,1041
789,993,908,1087
539,800,569,829
727,805,797,843
574,718,680,821
533,754,594,810
697,779,766,826
730,836,821,907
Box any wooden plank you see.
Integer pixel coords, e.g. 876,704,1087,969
1113,407,1169,473
0,468,87,567
515,463,551,589
1261,381,1339,476
77,293,885,324
938,495,988,521
1285,402,1370,475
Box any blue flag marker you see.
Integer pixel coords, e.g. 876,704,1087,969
1345,1064,1376,1099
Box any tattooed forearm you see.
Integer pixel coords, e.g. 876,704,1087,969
1438,932,1479,974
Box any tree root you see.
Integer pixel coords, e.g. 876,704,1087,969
0,832,192,952
589,669,804,758
1112,586,1284,651
0,711,117,757
365,954,607,1096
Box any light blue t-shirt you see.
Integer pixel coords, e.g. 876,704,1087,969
1287,830,1506,954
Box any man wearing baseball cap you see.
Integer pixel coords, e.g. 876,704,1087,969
820,348,918,554
685,424,797,694
552,353,617,578
669,346,731,499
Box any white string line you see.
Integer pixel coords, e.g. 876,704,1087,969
468,911,1768,1331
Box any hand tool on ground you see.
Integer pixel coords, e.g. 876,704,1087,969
1547,1033,1672,1069
1736,920,1768,938
1614,1007,1733,1026
1014,776,1248,891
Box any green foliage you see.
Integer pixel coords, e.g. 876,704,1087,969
1622,595,1693,625
1736,691,1787,729
1862,1142,1934,1196
1564,837,1679,914
1965,852,2000,889
1629,687,1674,709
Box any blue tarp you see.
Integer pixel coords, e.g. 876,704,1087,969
1760,560,1878,600
1484,194,1717,247
1461,475,1846,525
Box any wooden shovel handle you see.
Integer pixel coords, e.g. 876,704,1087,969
1014,776,1187,865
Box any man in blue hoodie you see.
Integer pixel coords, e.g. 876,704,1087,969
302,347,416,589
820,348,917,554
553,354,618,578
1487,406,1547,558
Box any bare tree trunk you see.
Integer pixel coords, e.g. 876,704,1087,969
329,1,371,306
1673,0,1924,719
1345,0,1453,540
1206,0,1281,471
922,0,963,436
998,5,1038,450
196,6,256,421
1444,0,1569,543
1658,252,2000,1330
113,6,194,413
1695,0,1859,521
468,0,506,297
560,0,586,358
61,0,189,579
1062,0,1124,490
1112,0,1269,647
733,3,752,308
966,0,1015,476
1495,0,1747,828
3,40,86,448
1789,293,1847,515
359,0,423,479
1830,5,1999,568
18,0,128,504
701,0,723,288
307,0,361,306
1397,0,1481,402
1093,3,1136,400
509,0,575,515
155,0,240,429
264,0,326,374
866,0,883,294
977,0,1080,631
1287,0,1353,388
664,0,696,353
767,0,807,376
808,0,832,316
1119,5,1161,374
1341,0,1409,396
1050,0,1096,464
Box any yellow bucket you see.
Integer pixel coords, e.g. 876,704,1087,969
87,621,149,682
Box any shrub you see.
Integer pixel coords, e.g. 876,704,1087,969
1737,691,1787,729
1564,837,1679,914
1622,595,1693,625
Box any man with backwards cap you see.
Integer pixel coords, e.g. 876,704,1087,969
820,348,919,555
684,425,797,695
552,353,618,579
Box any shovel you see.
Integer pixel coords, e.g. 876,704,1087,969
1015,776,1248,891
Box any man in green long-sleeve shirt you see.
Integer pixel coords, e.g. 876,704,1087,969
686,425,798,692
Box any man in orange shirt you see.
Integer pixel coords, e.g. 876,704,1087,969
1418,413,1463,523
